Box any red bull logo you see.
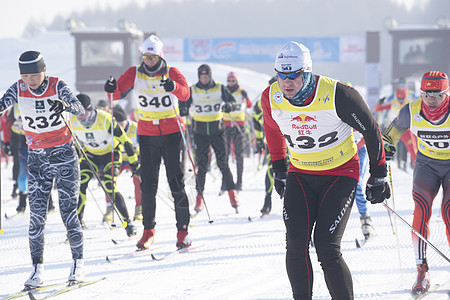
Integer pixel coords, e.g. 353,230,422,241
290,114,317,123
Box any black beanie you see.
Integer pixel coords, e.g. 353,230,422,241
96,99,109,109
76,93,93,111
19,51,46,74
198,64,211,78
113,105,127,122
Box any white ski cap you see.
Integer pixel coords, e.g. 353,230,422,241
141,35,163,57
274,41,312,73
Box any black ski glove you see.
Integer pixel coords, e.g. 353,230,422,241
179,104,189,117
130,162,142,179
255,138,265,154
274,171,287,199
384,143,396,161
104,77,117,93
272,158,288,199
222,102,233,113
48,99,69,114
160,78,175,92
366,175,391,204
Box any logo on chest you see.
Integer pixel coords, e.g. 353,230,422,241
85,132,95,141
36,100,45,113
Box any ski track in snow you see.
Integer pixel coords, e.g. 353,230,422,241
0,30,448,300
1,153,450,300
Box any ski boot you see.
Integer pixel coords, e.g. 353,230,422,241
228,190,239,213
176,231,192,250
360,215,374,239
16,192,27,213
260,195,272,216
125,221,137,237
24,263,44,289
102,205,113,224
136,228,155,251
68,259,85,283
412,263,430,295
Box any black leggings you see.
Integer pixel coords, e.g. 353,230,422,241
139,133,190,231
194,130,235,194
284,173,357,300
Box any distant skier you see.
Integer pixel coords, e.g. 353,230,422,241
253,76,278,216
69,93,140,236
221,71,253,192
344,81,375,239
261,41,389,299
180,64,239,213
375,78,418,171
1,104,30,213
382,71,450,295
0,50,85,288
353,131,374,239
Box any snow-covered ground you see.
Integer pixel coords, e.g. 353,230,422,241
1,158,449,299
0,30,449,300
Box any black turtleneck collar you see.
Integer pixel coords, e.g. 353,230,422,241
227,83,239,94
197,78,215,90
138,58,167,77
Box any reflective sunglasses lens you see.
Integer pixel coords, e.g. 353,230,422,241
143,55,158,61
277,70,302,80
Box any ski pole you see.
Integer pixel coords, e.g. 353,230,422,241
172,102,214,224
227,113,245,135
59,113,127,228
384,164,396,235
108,84,116,225
86,186,108,221
387,163,403,272
0,124,3,234
382,201,450,263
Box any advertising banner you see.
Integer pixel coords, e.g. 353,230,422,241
184,37,340,62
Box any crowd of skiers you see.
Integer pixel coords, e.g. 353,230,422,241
0,35,448,299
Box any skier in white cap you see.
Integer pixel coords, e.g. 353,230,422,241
261,41,390,299
103,35,192,251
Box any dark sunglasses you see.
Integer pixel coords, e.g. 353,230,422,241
277,69,304,80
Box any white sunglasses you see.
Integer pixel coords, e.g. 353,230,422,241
421,90,448,98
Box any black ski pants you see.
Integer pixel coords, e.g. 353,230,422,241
223,125,245,187
78,149,130,222
194,129,235,195
284,172,357,300
139,133,190,231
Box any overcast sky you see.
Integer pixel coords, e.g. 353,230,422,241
0,0,150,38
0,0,427,39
